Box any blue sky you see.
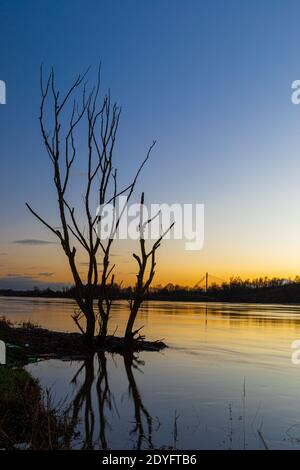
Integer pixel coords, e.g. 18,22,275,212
1,0,300,288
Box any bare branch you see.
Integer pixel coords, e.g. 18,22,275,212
25,203,62,241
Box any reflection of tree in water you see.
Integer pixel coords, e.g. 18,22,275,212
123,352,153,450
96,352,115,449
67,357,96,449
66,351,153,449
66,353,114,449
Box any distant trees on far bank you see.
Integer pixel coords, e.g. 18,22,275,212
3,276,300,304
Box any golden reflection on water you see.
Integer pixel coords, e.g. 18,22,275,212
2,296,300,375
2,297,300,348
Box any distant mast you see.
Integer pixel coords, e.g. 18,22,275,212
205,272,208,293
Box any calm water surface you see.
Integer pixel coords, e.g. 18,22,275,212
1,297,300,449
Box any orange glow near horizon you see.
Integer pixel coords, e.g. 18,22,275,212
1,235,300,289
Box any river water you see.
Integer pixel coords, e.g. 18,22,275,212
1,296,300,449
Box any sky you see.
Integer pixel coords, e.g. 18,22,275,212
1,0,300,289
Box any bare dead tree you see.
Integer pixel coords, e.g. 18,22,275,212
26,66,154,345
125,193,174,342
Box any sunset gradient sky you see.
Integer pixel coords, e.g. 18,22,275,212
1,0,300,289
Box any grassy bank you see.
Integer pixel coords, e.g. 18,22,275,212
0,318,79,449
0,365,76,449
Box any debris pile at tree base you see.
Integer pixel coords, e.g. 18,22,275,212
0,318,167,361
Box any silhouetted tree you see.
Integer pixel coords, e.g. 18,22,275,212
125,193,174,342
26,66,154,345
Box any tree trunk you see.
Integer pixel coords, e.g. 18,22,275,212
125,305,139,342
85,313,95,347
99,314,108,341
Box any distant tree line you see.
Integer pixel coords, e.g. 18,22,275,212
3,276,300,304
